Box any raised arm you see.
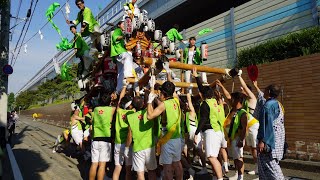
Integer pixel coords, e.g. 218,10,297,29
187,93,196,118
147,94,165,120
238,76,256,101
163,62,179,99
192,67,205,93
252,81,261,93
216,79,231,100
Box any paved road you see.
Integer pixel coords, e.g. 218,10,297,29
8,116,320,180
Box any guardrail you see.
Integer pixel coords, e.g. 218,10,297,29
6,144,23,180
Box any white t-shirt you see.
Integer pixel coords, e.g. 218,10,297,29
188,50,194,64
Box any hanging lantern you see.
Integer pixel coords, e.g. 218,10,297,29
124,17,133,36
161,36,169,48
135,41,142,58
154,30,162,41
147,19,155,32
132,16,140,30
201,41,208,61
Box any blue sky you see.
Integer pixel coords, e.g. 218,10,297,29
9,0,111,94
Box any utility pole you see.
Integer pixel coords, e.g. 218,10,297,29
0,0,11,143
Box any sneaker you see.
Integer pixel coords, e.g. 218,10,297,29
52,149,56,153
187,176,194,180
247,170,256,175
196,168,208,175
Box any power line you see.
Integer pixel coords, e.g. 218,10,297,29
12,0,40,67
11,1,70,62
11,0,23,37
9,0,34,65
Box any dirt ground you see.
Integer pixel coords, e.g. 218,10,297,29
22,102,72,128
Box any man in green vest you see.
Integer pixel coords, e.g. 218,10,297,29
111,21,134,93
125,96,157,180
216,72,259,175
113,93,134,180
183,37,208,91
165,24,188,44
224,92,248,180
70,25,94,79
89,96,116,180
182,93,207,177
70,107,85,151
66,0,104,54
147,81,183,180
238,73,259,175
214,89,229,174
192,68,225,180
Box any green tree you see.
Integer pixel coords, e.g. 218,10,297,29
58,63,79,99
15,90,38,109
15,63,80,109
8,92,15,111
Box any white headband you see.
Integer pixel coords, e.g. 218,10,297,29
124,101,132,109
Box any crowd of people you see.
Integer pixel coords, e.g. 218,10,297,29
54,67,286,180
51,0,287,180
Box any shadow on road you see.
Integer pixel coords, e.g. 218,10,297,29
13,148,50,180
5,124,50,180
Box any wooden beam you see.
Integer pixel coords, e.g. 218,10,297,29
142,57,227,74
127,78,198,88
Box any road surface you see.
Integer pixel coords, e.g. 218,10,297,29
7,116,320,180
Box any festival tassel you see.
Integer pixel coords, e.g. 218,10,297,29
38,30,44,40
46,3,62,36
198,28,213,36
53,57,61,74
65,2,70,18
24,44,27,53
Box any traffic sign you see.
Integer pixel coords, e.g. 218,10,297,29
3,64,13,75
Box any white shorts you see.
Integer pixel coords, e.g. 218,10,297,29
231,137,244,160
84,129,90,138
159,138,181,165
221,133,228,148
114,144,133,166
189,126,203,149
246,123,259,148
91,141,112,163
71,127,83,145
133,147,157,172
204,129,224,158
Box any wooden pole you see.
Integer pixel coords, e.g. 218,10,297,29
127,78,198,88
179,49,185,94
142,57,227,74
